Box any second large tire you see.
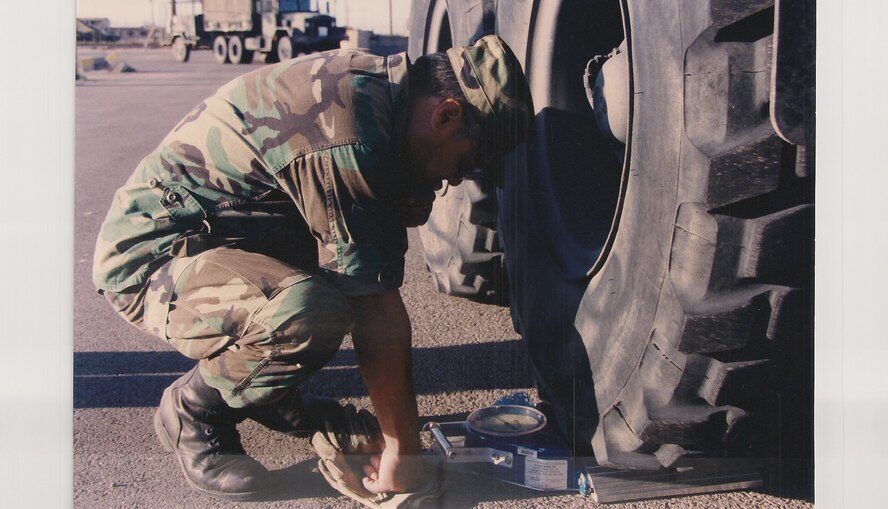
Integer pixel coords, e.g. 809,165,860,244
411,0,507,304
417,180,506,304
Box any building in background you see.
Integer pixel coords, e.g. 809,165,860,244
76,17,120,43
79,17,111,32
109,26,152,41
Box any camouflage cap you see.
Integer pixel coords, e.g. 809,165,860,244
446,35,534,178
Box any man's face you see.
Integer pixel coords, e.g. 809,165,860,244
423,131,480,190
406,96,482,189
402,96,484,226
401,130,479,227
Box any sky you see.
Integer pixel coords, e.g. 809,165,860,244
75,0,413,35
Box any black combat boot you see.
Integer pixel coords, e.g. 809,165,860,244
248,388,347,437
154,366,269,500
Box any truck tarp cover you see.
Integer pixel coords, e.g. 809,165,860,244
203,0,252,23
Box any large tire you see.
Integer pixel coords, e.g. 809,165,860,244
212,35,229,64
413,0,814,486
411,0,507,304
227,35,253,64
569,0,814,477
172,36,190,63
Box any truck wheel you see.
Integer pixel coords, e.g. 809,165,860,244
410,0,507,305
228,36,253,64
171,36,190,63
417,180,506,304
276,36,293,61
567,0,812,477
213,35,230,64
415,0,814,483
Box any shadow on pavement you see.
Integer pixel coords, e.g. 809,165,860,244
434,472,567,508
257,448,561,507
257,460,341,501
74,339,534,408
254,457,561,507
74,351,194,408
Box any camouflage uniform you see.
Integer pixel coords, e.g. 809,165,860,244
95,50,411,407
92,36,534,502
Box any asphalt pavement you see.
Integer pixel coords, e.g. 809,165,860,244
73,48,814,508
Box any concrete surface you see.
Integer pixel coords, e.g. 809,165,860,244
74,48,814,508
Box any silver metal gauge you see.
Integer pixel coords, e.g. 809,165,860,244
466,405,547,437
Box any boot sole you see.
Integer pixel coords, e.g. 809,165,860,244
154,407,263,502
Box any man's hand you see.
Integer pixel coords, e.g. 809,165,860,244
361,449,427,494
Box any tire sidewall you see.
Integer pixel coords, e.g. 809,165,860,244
574,1,684,414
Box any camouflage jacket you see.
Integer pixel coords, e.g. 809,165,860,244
93,50,411,297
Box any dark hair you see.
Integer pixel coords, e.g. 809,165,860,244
411,52,464,99
410,52,481,136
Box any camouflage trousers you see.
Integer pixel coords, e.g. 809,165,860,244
104,247,353,408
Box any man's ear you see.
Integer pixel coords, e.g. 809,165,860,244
430,98,464,134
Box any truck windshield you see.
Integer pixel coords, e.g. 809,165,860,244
280,0,314,13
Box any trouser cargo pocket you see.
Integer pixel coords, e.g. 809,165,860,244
140,246,352,408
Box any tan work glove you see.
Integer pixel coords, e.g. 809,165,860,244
310,405,443,508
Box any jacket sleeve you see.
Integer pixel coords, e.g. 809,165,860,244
274,143,408,297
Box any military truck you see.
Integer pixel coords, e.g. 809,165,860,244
410,0,814,493
166,0,345,64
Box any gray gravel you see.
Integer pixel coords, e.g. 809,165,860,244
73,48,813,508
